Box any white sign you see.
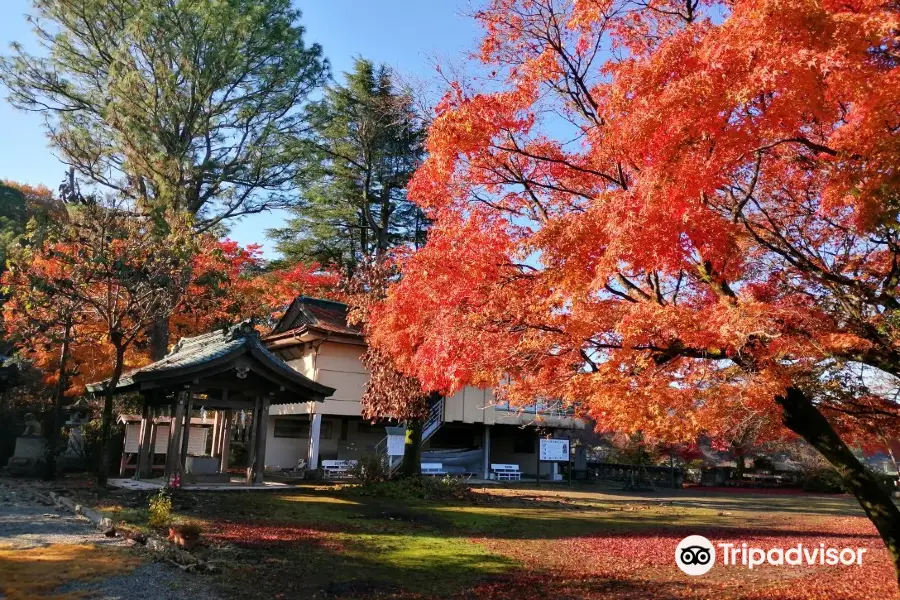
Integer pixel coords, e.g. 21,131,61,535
539,438,570,462
386,434,406,457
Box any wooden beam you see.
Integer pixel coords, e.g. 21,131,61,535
245,396,261,485
136,399,153,479
217,408,228,455
254,397,271,485
219,409,233,474
179,394,194,477
164,393,187,483
210,411,221,458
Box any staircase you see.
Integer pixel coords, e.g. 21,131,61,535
422,396,444,443
374,396,445,474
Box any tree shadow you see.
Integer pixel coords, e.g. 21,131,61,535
175,485,888,599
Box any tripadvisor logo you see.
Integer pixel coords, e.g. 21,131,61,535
676,535,716,575
675,535,868,576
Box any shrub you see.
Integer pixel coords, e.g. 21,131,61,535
347,454,390,485
351,475,474,502
148,489,173,527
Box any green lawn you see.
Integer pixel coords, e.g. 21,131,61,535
90,482,894,599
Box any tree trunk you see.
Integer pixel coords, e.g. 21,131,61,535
97,344,126,487
149,317,169,361
735,453,746,480
44,317,72,480
400,419,422,478
776,386,900,584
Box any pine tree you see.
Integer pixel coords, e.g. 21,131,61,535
269,59,426,276
1,0,328,231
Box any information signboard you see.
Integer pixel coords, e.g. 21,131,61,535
539,438,570,462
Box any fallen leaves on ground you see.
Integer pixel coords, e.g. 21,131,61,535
204,520,346,552
0,543,142,600
472,515,896,599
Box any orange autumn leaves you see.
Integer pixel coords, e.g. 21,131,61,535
367,0,900,449
3,234,339,397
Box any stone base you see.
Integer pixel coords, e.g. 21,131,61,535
185,455,220,475
6,456,43,476
187,473,232,484
57,453,86,472
6,437,48,476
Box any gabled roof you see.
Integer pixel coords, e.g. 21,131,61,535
270,296,363,339
87,320,334,402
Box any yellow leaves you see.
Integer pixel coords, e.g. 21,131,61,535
0,543,142,600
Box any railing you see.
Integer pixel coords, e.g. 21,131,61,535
373,436,404,472
492,399,577,418
372,396,445,475
422,396,444,442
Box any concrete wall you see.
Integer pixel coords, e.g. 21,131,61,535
442,386,585,430
276,342,367,417
486,425,556,478
270,339,585,432
264,415,388,469
422,423,562,478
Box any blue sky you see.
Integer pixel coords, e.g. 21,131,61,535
0,0,482,256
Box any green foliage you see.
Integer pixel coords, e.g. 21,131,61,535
269,58,426,274
347,453,391,485
607,432,659,466
351,475,474,502
1,0,328,228
148,489,173,528
0,183,27,272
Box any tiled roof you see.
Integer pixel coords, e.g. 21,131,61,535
87,320,334,399
272,297,362,337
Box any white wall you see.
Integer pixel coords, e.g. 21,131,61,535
278,342,367,417
264,415,309,469
274,340,584,431
264,415,389,469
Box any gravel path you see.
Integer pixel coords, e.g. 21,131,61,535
0,479,221,600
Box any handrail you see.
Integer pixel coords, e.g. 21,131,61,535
422,396,444,441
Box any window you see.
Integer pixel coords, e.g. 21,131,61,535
319,421,334,440
273,418,309,438
513,434,536,454
357,421,384,434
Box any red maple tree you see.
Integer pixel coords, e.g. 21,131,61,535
366,0,900,581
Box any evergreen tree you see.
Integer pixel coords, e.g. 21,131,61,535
1,0,328,231
269,58,426,275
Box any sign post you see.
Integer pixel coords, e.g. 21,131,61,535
539,438,571,483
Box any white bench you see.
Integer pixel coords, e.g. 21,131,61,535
421,462,445,476
491,463,522,481
321,459,357,477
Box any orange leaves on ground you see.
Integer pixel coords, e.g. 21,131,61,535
204,520,345,552
473,515,896,600
0,543,142,600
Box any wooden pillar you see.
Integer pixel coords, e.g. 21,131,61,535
165,392,187,482
136,399,154,479
210,411,221,458
219,409,233,474
245,397,260,484
254,397,271,485
215,390,229,457
179,394,194,476
149,419,159,475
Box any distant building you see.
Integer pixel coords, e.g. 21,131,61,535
263,297,586,479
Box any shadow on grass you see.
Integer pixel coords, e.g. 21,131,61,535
84,482,882,599
172,484,871,541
